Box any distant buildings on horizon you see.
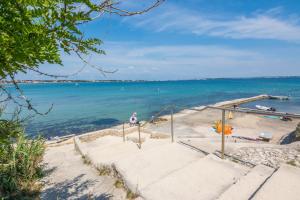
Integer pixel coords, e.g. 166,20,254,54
1,76,300,84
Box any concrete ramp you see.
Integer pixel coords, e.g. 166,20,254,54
252,164,300,200
141,154,249,200
218,165,274,200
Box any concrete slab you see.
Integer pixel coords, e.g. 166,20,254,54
80,135,123,150
218,164,275,200
253,164,300,200
141,154,249,200
80,135,170,167
114,142,205,192
180,139,225,154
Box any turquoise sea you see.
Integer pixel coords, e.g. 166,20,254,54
7,77,300,138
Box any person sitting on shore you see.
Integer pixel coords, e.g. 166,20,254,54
150,116,155,123
129,112,138,126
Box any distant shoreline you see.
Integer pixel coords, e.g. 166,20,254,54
2,76,300,84
1,79,148,84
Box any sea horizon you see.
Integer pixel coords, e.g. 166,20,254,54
4,75,300,84
5,77,300,139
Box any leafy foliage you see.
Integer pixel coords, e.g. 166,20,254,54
0,118,22,145
0,0,163,79
0,0,163,114
0,0,105,78
0,108,25,144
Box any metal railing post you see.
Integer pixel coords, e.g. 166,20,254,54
138,123,141,149
221,109,225,159
171,108,174,143
122,122,125,142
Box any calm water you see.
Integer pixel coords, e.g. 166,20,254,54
7,78,300,138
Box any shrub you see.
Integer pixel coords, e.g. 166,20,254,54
0,120,45,199
0,118,22,145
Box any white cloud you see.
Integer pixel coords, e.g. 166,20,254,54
13,3,300,81
17,41,300,80
125,5,300,42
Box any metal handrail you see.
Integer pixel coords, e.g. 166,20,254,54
207,106,300,118
123,103,203,129
140,104,175,127
122,104,176,146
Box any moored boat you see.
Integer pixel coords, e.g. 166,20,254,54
256,105,276,112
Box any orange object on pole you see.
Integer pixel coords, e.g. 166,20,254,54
215,121,233,135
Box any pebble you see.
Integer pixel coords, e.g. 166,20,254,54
230,146,300,168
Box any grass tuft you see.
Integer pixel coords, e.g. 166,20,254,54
126,189,139,200
0,134,45,199
114,179,124,189
97,165,111,176
286,160,297,167
81,155,92,165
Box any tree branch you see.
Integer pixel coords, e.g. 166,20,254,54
107,0,164,16
7,74,53,115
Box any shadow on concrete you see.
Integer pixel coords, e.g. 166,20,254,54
41,174,113,200
42,165,57,177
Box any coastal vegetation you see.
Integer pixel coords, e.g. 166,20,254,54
0,114,45,199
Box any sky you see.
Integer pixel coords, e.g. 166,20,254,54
19,0,300,80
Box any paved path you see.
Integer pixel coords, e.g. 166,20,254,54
41,143,126,200
253,164,300,200
218,164,274,200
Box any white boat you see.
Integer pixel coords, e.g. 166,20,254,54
256,105,276,112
